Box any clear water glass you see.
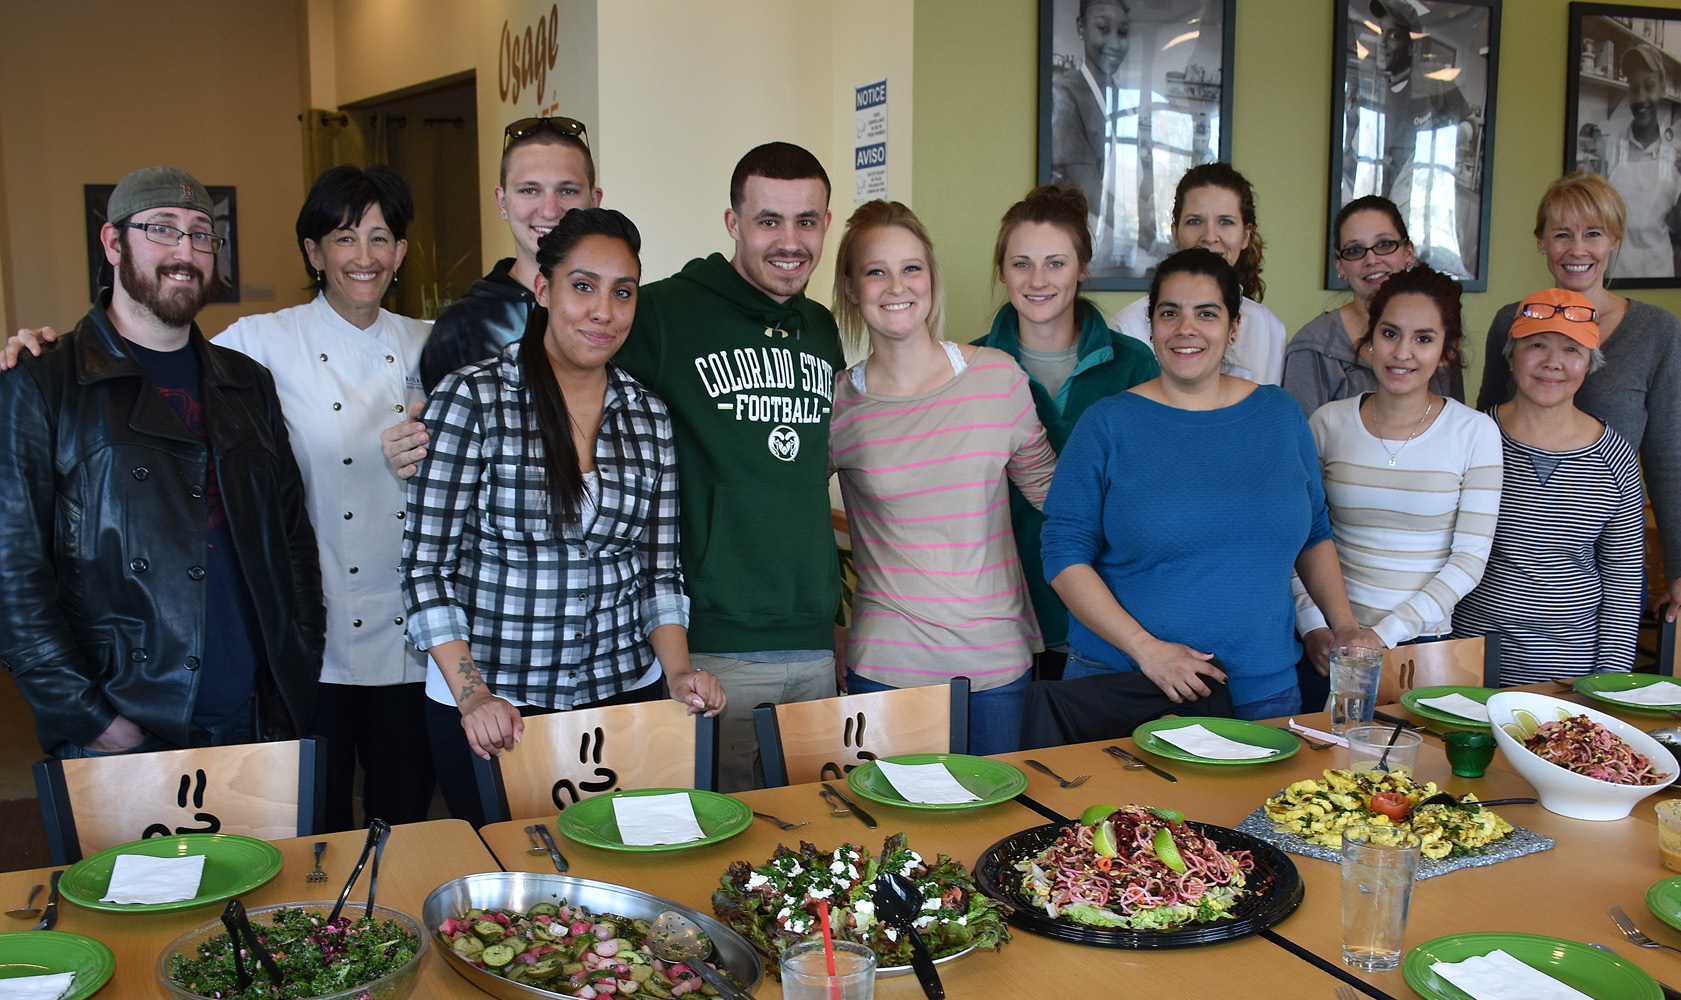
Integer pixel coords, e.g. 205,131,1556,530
781,940,876,1000
1341,825,1422,971
1329,646,1384,735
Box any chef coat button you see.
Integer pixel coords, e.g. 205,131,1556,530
396,511,405,520
132,467,150,481
395,404,404,413
349,566,359,574
352,619,363,628
184,656,201,671
320,353,329,362
393,616,404,625
129,558,148,572
130,648,148,662
187,566,206,581
332,402,343,411
386,355,395,363
343,511,354,520
343,457,353,465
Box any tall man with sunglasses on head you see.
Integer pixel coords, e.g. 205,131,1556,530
416,116,602,391
0,166,324,758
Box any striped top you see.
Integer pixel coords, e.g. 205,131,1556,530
1294,395,1503,647
1450,408,1646,683
831,345,1057,692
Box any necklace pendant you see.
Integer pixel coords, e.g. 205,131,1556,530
1388,456,1397,467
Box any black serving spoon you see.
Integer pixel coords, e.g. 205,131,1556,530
872,872,944,1000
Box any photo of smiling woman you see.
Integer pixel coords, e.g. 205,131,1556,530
829,200,1058,755
1040,247,1380,719
402,208,724,824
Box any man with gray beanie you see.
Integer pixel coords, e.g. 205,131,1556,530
0,165,325,757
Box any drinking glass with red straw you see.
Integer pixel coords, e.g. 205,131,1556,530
817,899,841,1000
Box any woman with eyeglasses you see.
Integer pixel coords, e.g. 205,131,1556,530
1475,171,1681,623
1108,163,1287,384
1291,264,1501,692
1282,195,1462,415
1453,289,1646,683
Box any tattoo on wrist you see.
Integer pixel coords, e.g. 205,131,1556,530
455,655,482,704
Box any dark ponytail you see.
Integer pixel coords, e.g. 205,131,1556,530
521,206,642,527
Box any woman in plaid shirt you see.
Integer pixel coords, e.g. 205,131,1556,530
402,208,725,820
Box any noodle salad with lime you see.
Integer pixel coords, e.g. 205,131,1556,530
1016,805,1254,930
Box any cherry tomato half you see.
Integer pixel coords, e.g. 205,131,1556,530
1369,791,1411,822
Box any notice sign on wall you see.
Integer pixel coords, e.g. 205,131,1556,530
854,80,888,203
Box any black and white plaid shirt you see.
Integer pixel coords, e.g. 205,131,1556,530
402,345,686,709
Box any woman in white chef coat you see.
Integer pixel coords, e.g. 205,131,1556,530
214,165,434,829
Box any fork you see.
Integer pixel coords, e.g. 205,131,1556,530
1610,905,1681,956
306,841,328,883
752,811,812,830
523,825,547,855
1276,725,1335,750
819,789,851,815
1024,759,1090,788
1102,746,1145,769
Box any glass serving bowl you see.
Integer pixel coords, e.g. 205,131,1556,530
154,900,428,1000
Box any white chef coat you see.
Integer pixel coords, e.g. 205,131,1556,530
215,294,431,686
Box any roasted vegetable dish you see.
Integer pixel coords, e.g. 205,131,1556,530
1265,768,1514,859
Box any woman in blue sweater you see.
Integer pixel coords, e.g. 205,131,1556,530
1040,248,1379,719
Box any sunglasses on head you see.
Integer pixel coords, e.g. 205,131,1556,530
1520,302,1598,324
503,117,589,149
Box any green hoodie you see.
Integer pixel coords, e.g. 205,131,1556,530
615,253,844,653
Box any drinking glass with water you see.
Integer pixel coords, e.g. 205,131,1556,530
1329,646,1384,735
1341,825,1421,972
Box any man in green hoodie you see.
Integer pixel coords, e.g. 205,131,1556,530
612,142,844,792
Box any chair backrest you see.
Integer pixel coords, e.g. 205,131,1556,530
1377,635,1499,704
473,699,719,823
753,678,970,787
33,739,323,865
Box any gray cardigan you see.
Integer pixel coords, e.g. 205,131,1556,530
1476,298,1681,576
1281,308,1463,416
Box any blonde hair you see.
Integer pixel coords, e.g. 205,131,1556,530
1535,170,1627,243
831,200,947,355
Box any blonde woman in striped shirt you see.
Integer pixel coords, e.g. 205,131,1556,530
1294,265,1503,689
829,201,1058,754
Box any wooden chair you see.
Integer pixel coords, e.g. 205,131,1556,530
33,739,324,865
754,678,970,787
472,700,719,823
1376,635,1500,704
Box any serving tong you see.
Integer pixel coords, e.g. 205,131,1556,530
221,898,283,992
328,818,390,924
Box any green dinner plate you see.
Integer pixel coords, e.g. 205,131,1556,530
60,833,283,913
846,753,1028,811
1648,876,1681,934
1574,673,1681,714
1400,685,1497,728
1403,932,1660,1000
554,788,752,853
1130,717,1300,766
0,931,115,1000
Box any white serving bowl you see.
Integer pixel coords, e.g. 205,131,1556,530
1486,691,1679,821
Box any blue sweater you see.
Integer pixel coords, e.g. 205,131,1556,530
1040,385,1332,704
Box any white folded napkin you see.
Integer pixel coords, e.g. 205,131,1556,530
0,972,76,1000
873,760,981,803
100,852,205,904
1289,718,1349,748
1593,680,1681,706
1430,948,1593,1000
611,792,707,846
1149,723,1277,759
1416,693,1491,722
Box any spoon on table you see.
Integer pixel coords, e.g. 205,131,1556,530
1374,719,1408,772
5,884,41,919
648,910,751,1000
872,872,945,1000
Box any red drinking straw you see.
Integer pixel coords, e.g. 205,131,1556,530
816,898,840,999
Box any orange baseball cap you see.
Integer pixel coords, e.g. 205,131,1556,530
1509,288,1602,348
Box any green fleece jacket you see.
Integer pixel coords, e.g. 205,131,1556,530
615,253,844,653
974,299,1159,646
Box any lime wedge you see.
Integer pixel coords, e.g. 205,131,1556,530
1093,820,1119,858
1152,827,1187,873
1148,806,1185,824
1080,804,1120,826
1512,710,1542,739
1500,722,1528,742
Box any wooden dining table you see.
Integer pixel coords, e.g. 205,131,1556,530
7,679,1681,999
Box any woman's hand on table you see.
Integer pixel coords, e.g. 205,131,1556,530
1136,639,1227,702
669,670,726,717
1302,627,1335,677
458,692,524,759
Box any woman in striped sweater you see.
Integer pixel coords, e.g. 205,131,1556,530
1292,265,1503,701
1451,288,1646,683
828,200,1058,754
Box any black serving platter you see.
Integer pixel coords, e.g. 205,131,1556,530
973,820,1302,948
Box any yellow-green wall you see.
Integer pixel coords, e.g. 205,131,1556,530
914,0,1681,387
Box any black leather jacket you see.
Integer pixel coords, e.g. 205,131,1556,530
0,305,325,752
419,258,534,391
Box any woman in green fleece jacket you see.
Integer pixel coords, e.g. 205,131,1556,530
975,186,1159,679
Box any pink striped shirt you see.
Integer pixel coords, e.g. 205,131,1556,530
831,346,1057,692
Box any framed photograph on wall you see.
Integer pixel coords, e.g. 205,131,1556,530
1566,3,1681,288
84,184,239,305
1038,0,1236,291
1327,0,1501,291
